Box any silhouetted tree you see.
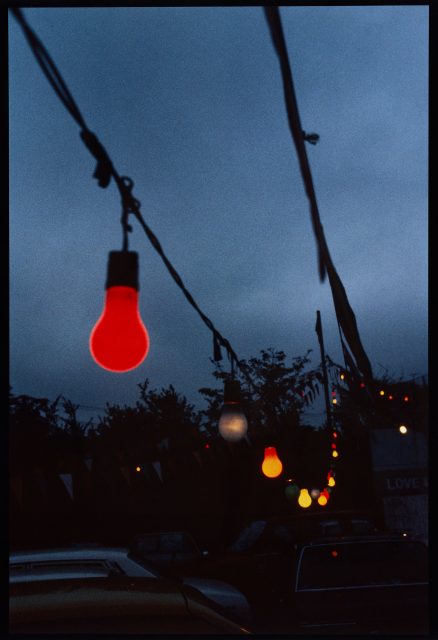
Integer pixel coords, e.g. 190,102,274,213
9,389,61,469
199,348,324,443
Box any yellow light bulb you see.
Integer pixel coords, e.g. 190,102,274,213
399,425,408,434
318,494,328,506
298,488,312,508
328,476,336,487
332,450,339,458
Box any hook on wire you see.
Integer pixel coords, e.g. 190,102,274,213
119,176,139,252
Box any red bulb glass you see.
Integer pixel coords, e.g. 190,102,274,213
89,251,149,372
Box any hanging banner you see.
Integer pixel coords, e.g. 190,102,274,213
59,473,74,500
158,438,169,452
165,458,180,481
192,451,202,468
152,461,163,483
120,466,132,486
35,468,48,501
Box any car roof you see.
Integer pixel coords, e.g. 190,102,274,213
9,576,250,634
300,533,424,547
10,547,131,563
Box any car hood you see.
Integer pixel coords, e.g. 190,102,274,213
181,576,253,626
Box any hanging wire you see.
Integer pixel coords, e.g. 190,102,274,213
263,5,326,283
264,6,374,389
11,7,335,436
10,7,258,394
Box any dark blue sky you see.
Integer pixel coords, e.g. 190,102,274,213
9,6,428,424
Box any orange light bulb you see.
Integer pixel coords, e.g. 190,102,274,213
90,251,149,372
261,446,283,478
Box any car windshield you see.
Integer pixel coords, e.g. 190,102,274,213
229,521,266,552
133,532,199,555
297,541,428,590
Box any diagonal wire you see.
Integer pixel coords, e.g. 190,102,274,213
264,5,327,283
264,6,374,387
11,8,87,130
11,7,332,429
10,6,258,395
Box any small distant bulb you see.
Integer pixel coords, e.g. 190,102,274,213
135,466,142,472
379,390,385,396
399,425,408,435
332,398,337,405
332,450,339,458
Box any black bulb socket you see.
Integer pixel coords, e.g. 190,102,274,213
224,379,242,404
105,251,139,290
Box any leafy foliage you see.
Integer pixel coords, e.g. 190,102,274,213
199,348,325,441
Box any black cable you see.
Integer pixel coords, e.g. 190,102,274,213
11,6,257,394
11,8,87,130
11,7,333,429
264,5,327,283
264,6,374,388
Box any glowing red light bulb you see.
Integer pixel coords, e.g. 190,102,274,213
90,251,150,372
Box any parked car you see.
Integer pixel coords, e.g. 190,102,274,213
130,530,208,572
9,575,251,634
262,534,429,634
9,546,253,628
188,511,382,607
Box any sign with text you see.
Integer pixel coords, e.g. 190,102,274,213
374,468,428,496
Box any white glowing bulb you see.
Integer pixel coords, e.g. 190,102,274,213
218,404,248,442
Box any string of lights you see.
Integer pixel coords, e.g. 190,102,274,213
11,7,376,504
11,7,256,393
